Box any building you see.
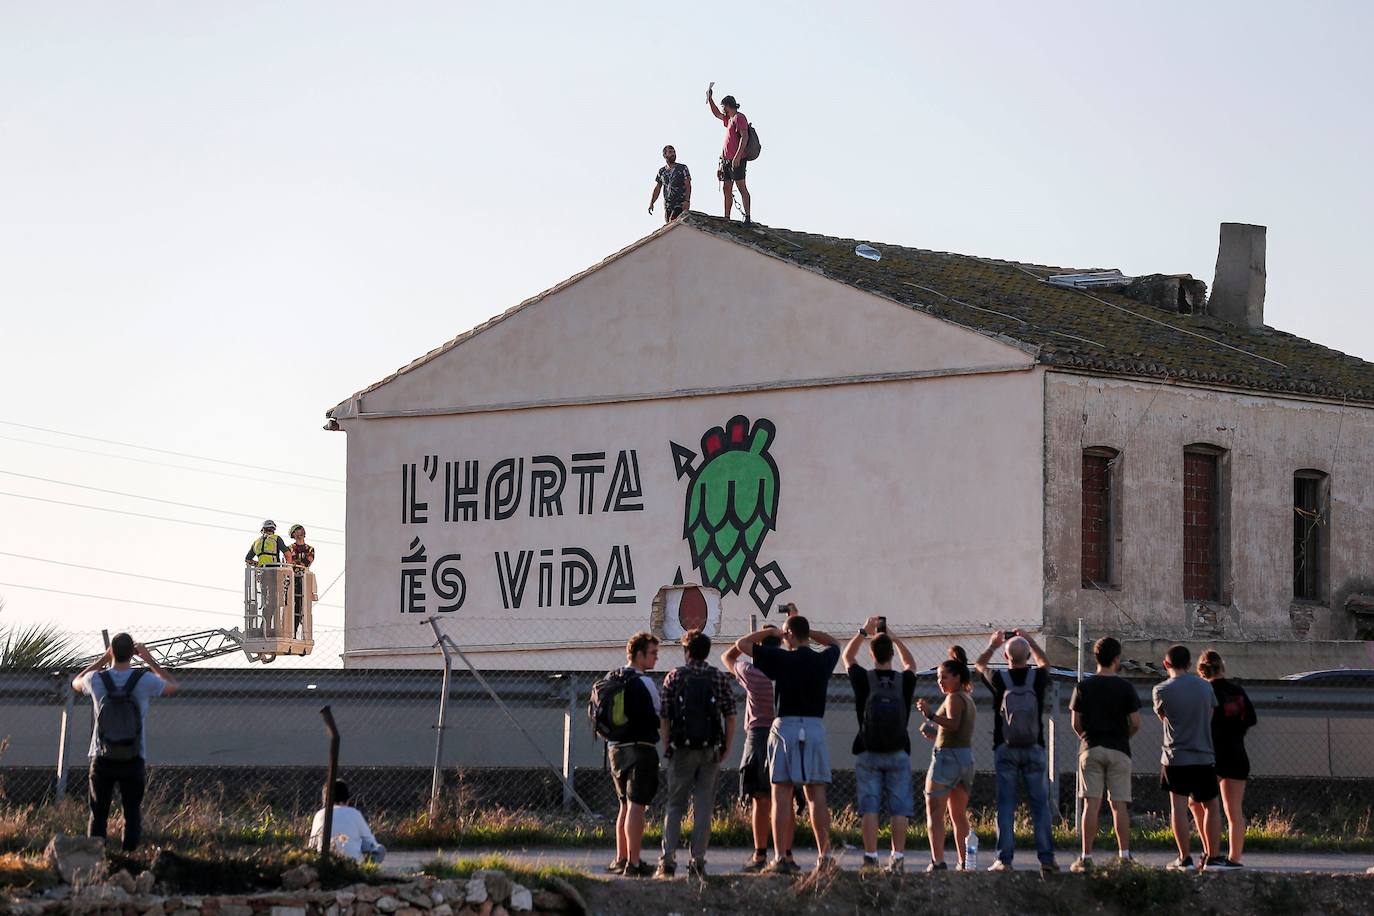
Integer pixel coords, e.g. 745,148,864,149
327,215,1374,673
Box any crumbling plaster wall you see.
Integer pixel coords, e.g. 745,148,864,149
1043,371,1374,649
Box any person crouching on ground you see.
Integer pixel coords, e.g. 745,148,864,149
310,781,385,863
734,606,840,876
843,615,919,874
1199,648,1256,868
605,632,662,877
1069,635,1141,872
917,655,976,870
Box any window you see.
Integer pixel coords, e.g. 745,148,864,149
1081,448,1119,588
1293,470,1329,601
1183,447,1224,601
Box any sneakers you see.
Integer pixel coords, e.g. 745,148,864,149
987,860,1013,872
926,860,948,872
1205,857,1243,871
1070,857,1093,874
605,858,627,875
742,855,768,874
764,856,802,876
1040,861,1060,876
686,859,707,878
653,861,676,879
859,855,881,875
1165,855,1194,871
622,861,654,878
886,856,905,876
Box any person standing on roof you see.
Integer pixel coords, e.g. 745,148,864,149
649,145,691,223
707,84,750,224
245,520,289,566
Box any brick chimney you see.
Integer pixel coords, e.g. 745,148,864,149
1209,223,1266,328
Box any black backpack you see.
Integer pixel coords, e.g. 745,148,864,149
670,667,722,749
588,668,640,742
745,124,762,161
861,669,906,753
96,669,147,761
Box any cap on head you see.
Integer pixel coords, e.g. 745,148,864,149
289,524,305,537
261,519,277,531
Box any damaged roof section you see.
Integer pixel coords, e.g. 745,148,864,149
688,214,1374,404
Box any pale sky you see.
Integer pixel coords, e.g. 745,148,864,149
3,1,1372,649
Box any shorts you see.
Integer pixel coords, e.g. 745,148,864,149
1078,745,1133,802
926,747,975,798
1215,747,1250,781
1160,764,1219,804
719,157,747,182
664,203,684,220
609,743,659,805
856,750,914,816
767,717,830,786
739,727,771,800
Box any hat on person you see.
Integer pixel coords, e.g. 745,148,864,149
289,524,305,537
261,519,277,531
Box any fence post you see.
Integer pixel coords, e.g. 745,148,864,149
561,675,576,810
1074,618,1084,831
318,705,340,861
55,680,75,798
425,617,453,822
1046,679,1061,821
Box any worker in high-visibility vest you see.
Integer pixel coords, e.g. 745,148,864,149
245,520,289,566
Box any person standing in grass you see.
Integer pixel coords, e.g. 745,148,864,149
916,655,976,871
1199,649,1257,868
600,632,662,878
722,625,783,873
1069,636,1141,872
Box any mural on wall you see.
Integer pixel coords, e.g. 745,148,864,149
670,415,791,616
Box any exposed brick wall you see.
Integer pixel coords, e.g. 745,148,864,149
1081,452,1111,586
1184,451,1220,600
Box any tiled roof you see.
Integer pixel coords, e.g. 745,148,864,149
687,213,1374,404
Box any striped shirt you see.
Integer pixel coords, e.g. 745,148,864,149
731,657,775,731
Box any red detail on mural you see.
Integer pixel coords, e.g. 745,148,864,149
678,586,708,631
728,416,748,445
703,430,724,457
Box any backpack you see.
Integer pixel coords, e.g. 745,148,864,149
670,667,723,749
997,668,1040,748
744,124,762,161
861,669,907,752
588,668,640,742
96,669,147,761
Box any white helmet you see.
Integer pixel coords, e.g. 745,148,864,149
261,519,277,531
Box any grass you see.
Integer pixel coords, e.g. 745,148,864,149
418,852,585,887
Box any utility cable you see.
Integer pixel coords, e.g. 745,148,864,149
0,551,343,608
0,469,343,532
0,491,344,544
0,419,343,483
0,435,343,494
0,581,243,619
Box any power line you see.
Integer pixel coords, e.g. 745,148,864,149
0,469,344,532
0,581,243,619
0,490,344,544
0,419,343,483
0,434,344,494
0,551,344,608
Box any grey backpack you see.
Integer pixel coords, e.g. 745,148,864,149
96,669,146,761
997,669,1040,747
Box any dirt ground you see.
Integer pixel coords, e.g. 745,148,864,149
576,868,1374,916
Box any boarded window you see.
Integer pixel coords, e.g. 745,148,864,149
1081,449,1117,588
1293,471,1327,601
1183,450,1220,601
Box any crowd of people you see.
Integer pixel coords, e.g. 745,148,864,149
592,609,1263,877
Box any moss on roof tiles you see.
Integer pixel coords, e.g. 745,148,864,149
686,213,1374,403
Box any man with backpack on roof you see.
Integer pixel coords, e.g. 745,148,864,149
655,629,737,878
974,629,1060,874
589,632,661,877
843,614,919,874
706,83,758,224
71,632,179,851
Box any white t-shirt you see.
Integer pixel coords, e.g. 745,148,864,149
82,668,167,760
309,805,379,861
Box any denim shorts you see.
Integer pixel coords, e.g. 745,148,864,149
926,747,975,798
855,750,914,817
767,717,831,786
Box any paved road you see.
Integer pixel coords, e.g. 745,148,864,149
386,846,1373,876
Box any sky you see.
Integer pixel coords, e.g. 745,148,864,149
2,1,1373,647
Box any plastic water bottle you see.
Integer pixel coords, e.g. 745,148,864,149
965,830,978,870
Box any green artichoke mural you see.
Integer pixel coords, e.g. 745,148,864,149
671,415,791,615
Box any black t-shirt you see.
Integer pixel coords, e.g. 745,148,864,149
979,665,1049,748
1069,673,1142,756
1209,678,1257,757
752,643,841,718
847,664,918,754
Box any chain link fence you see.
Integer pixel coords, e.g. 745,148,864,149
2,616,1371,843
